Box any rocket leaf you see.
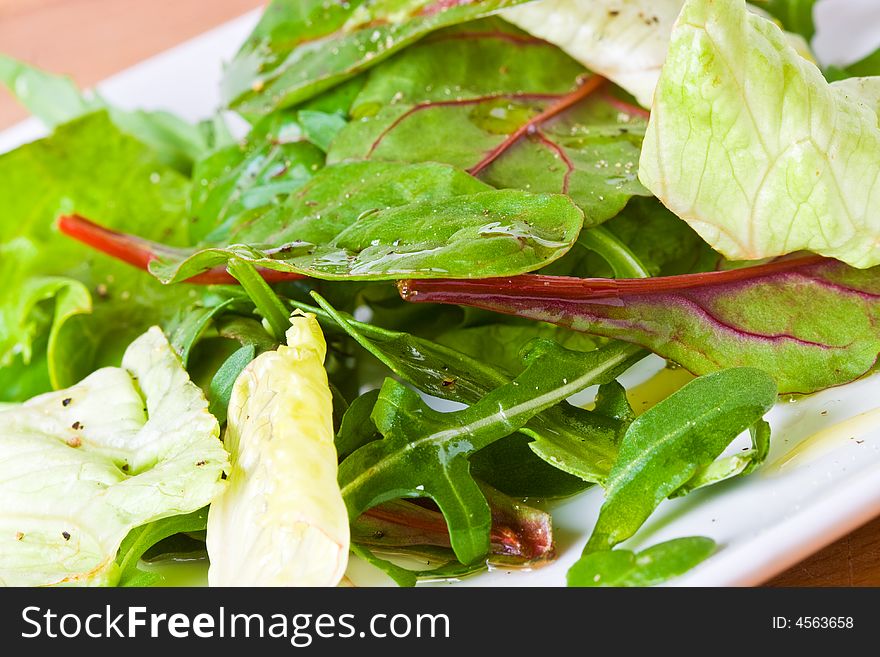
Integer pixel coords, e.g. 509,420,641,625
329,18,649,224
400,256,880,394
223,0,534,115
567,536,715,587
584,367,777,552
304,295,638,489
339,338,642,564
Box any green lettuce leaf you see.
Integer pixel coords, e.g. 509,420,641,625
639,0,880,268
0,328,227,586
502,0,684,108
0,112,219,396
222,0,534,115
0,54,218,171
501,0,814,108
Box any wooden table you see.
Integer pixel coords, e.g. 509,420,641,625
1,0,878,587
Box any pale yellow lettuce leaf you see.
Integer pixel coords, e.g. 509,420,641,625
206,313,349,587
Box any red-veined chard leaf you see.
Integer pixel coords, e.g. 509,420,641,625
69,161,584,283
339,336,642,564
400,256,880,394
222,0,534,115
328,18,649,224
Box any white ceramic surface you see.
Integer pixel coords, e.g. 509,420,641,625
2,1,879,587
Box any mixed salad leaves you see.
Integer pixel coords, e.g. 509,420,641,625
0,0,878,587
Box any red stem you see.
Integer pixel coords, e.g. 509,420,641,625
398,255,828,303
58,215,305,285
468,75,606,176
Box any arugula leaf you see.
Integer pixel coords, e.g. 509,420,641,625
401,257,880,394
639,0,880,268
435,323,601,376
207,345,256,425
567,537,715,587
673,419,771,496
585,368,777,552
336,389,382,461
468,434,591,498
132,161,583,282
329,18,649,224
340,339,641,564
304,295,638,488
222,0,534,115
0,112,211,392
354,483,553,564
116,509,209,587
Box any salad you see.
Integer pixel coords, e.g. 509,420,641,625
0,0,878,587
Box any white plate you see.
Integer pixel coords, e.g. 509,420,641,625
2,2,880,588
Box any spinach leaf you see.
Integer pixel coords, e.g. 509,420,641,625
189,112,325,244
567,537,716,587
340,338,642,563
402,257,880,394
116,509,209,587
223,0,534,115
105,160,584,283
329,18,649,224
585,368,777,552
